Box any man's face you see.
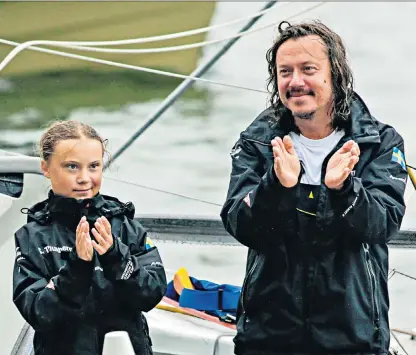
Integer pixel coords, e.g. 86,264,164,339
276,35,333,120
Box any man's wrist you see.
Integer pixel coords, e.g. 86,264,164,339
330,182,344,191
329,175,353,194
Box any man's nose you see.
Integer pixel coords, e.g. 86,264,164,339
289,70,305,87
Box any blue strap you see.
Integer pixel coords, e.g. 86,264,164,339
179,287,240,311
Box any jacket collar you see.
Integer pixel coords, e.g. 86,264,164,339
241,91,381,145
22,190,135,228
47,190,106,217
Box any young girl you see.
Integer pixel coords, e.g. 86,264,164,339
12,120,167,355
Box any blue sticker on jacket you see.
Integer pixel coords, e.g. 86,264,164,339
391,147,406,170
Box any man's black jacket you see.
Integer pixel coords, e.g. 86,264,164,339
221,93,408,355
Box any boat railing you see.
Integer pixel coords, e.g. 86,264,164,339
0,154,415,248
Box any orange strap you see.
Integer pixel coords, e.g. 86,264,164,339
161,296,236,330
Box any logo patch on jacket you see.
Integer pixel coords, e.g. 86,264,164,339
145,237,155,251
38,245,73,255
392,147,406,170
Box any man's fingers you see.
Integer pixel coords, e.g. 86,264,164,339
344,140,355,149
272,138,284,154
271,137,282,148
274,157,288,176
338,140,355,154
339,168,350,183
283,135,296,155
277,137,286,153
336,152,352,163
350,144,360,156
336,157,357,185
347,156,359,171
274,157,283,172
272,146,280,158
272,136,295,159
351,143,360,157
273,143,283,158
329,168,350,189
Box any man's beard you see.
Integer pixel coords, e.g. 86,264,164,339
286,88,316,120
293,110,316,120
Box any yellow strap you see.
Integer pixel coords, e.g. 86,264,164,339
173,267,194,295
296,207,317,217
156,303,195,317
407,166,416,190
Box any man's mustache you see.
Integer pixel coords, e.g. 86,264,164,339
286,89,314,99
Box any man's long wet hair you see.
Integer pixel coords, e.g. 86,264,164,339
266,20,354,131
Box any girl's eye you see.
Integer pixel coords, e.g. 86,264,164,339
66,164,77,170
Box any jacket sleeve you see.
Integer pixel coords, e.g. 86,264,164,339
98,218,167,312
220,136,298,251
327,126,407,244
13,228,94,332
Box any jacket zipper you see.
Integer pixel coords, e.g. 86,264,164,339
362,243,380,332
241,255,260,315
244,138,272,146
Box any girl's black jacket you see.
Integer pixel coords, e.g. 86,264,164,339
13,191,167,355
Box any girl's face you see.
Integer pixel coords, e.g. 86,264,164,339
41,137,104,199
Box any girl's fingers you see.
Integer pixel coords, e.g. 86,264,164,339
91,228,105,244
100,217,112,234
92,240,105,255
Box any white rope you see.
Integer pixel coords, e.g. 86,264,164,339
14,2,292,48
0,38,268,94
0,2,291,69
0,2,326,74
0,2,326,95
16,18,287,55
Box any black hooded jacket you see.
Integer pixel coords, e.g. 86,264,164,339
220,93,408,355
13,191,167,355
